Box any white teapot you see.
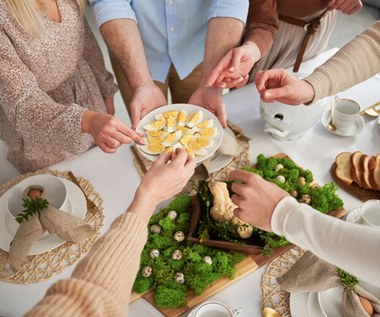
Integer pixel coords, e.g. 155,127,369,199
260,98,327,140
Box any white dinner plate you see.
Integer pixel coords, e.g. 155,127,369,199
318,282,380,317
135,104,224,164
0,177,86,255
290,292,325,317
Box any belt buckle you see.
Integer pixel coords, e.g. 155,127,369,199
303,22,311,32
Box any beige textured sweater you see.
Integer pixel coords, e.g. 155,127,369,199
305,21,380,103
25,212,147,316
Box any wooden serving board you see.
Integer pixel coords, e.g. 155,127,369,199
331,163,380,201
137,256,258,317
129,153,345,316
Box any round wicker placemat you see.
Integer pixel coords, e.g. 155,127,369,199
261,247,305,317
132,120,251,184
0,169,104,284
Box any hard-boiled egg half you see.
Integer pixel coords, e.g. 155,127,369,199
186,110,204,128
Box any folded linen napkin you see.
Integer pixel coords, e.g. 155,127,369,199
277,251,380,317
9,185,95,268
202,128,241,174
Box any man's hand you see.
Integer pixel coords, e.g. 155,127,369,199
254,69,315,105
130,82,167,129
82,111,144,153
206,41,261,89
189,87,227,128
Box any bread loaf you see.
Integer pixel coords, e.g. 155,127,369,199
334,151,380,191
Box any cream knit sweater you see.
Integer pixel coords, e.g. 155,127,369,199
305,21,380,103
25,212,147,317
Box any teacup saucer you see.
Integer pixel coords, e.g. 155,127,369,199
345,207,365,224
321,111,365,136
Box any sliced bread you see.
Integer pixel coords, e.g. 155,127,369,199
359,154,372,189
369,154,380,191
350,151,363,187
334,152,353,186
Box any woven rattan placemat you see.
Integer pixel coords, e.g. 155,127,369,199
132,120,250,185
0,169,104,284
261,247,305,316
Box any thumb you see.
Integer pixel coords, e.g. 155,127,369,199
131,109,141,130
230,49,244,71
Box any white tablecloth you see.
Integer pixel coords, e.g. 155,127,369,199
1,48,379,317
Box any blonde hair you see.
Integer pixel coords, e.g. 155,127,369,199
5,0,87,35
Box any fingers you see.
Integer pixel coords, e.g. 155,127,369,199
229,169,256,185
131,110,141,130
99,142,118,154
154,151,173,166
116,121,144,144
230,48,244,71
171,148,189,166
230,193,243,207
206,52,233,88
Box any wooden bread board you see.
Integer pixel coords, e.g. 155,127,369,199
331,163,380,201
129,153,345,316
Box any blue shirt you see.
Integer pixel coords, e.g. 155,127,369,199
89,0,249,82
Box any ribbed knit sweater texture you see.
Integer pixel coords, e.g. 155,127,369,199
306,21,380,103
25,212,147,317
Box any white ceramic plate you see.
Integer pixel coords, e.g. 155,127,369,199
290,292,325,317
318,282,380,317
135,104,224,164
321,110,365,137
0,177,86,255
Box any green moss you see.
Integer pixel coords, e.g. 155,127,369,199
155,284,188,308
135,195,246,307
133,276,154,293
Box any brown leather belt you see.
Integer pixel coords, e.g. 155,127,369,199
279,10,329,72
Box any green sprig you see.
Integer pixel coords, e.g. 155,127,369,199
337,268,359,288
15,197,49,224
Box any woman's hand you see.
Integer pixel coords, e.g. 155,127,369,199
328,0,363,15
81,110,144,153
129,149,196,223
254,69,315,105
229,169,288,232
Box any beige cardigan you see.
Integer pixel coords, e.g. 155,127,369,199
305,21,380,103
25,212,147,316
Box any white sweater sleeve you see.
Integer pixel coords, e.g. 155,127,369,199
271,196,380,285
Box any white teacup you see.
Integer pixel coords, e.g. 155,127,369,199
332,98,360,131
361,199,380,228
190,301,241,317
